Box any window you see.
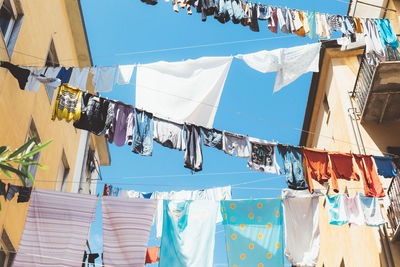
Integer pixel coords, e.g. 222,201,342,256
56,151,70,192
23,119,41,187
45,39,59,102
0,229,15,267
0,0,23,57
323,94,331,124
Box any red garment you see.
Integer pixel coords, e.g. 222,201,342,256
329,153,360,192
103,184,111,196
303,148,333,193
354,154,385,197
145,246,160,264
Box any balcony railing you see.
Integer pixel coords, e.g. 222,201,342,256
387,175,400,241
351,47,400,123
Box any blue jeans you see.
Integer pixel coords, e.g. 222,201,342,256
132,109,154,156
277,145,308,190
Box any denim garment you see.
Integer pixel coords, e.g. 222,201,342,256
201,127,223,150
373,156,397,178
132,109,154,156
343,16,355,35
184,124,203,172
277,145,308,190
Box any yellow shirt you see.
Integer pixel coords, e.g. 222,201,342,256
52,84,82,122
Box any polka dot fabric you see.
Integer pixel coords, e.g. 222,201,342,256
221,199,284,267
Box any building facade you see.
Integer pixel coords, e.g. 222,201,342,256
0,0,110,266
300,1,400,266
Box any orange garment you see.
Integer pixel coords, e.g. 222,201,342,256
354,155,385,197
295,10,306,37
303,148,333,193
145,246,160,264
329,153,360,192
354,17,363,33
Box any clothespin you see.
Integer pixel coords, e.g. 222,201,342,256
344,186,349,197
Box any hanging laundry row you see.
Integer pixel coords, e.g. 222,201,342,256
48,80,399,198
0,61,135,92
0,179,32,203
140,0,399,63
0,42,322,96
326,192,385,227
13,188,388,267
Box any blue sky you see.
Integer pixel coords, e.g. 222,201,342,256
80,0,348,266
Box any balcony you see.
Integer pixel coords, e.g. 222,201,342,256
387,175,400,241
352,50,400,123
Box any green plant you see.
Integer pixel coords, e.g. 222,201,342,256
0,136,52,186
0,136,51,210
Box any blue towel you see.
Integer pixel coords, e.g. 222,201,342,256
373,156,397,178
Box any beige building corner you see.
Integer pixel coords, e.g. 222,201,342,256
300,1,400,266
0,0,110,265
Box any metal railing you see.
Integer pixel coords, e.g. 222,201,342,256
387,175,400,237
351,47,400,115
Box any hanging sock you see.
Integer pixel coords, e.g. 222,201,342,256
0,61,31,89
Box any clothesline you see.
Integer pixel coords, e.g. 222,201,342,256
0,248,108,267
137,80,399,157
1,35,296,67
0,174,285,187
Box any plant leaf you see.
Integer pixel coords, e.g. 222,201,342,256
1,168,11,178
0,146,9,157
0,163,28,180
8,137,37,158
21,166,34,186
21,140,52,160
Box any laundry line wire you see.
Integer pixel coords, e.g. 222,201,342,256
0,174,285,188
2,35,297,66
0,248,109,267
138,84,399,158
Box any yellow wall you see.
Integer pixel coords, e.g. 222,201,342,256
305,47,400,266
0,0,91,251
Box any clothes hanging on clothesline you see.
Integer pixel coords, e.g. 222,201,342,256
13,189,98,267
0,179,32,203
118,185,232,239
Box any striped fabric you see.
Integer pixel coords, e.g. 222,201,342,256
13,189,98,267
102,196,157,267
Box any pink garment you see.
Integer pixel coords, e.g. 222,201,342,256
343,193,365,226
102,197,157,267
13,189,98,267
